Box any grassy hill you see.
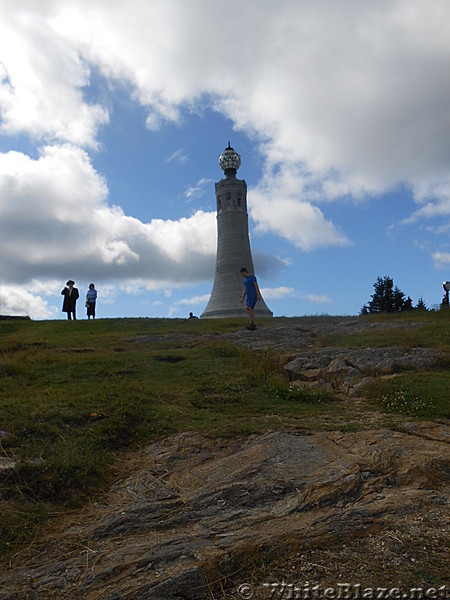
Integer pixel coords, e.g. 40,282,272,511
1,311,449,564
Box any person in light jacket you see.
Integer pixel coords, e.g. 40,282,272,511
86,283,98,320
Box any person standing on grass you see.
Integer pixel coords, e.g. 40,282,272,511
240,267,261,330
61,280,79,320
86,283,97,320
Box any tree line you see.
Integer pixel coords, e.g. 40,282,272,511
360,276,429,315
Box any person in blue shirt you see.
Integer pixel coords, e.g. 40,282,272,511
86,283,98,320
240,267,262,330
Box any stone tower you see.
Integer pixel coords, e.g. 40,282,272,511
201,143,273,319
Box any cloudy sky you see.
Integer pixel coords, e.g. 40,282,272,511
1,0,449,319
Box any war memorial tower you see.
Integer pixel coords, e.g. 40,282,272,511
201,143,273,319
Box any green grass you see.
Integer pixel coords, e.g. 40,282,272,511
0,311,448,563
365,371,450,418
314,310,450,350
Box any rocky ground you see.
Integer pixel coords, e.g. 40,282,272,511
0,318,448,599
225,318,443,396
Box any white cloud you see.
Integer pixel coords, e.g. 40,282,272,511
165,149,188,165
261,287,332,305
426,223,450,235
0,6,108,147
0,145,217,285
184,178,213,200
3,1,449,203
167,293,210,316
304,294,333,305
0,283,58,319
432,252,450,268
250,186,350,251
260,287,295,300
1,0,450,314
173,294,210,306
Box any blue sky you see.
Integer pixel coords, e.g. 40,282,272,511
0,1,449,319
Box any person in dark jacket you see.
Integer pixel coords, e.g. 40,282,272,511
61,280,79,320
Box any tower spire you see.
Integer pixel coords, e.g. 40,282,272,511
201,144,273,319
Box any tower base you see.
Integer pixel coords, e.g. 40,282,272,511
201,305,273,319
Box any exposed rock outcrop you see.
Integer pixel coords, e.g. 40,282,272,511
284,347,442,394
225,318,422,352
225,320,444,394
1,424,448,599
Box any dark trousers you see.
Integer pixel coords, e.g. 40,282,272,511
66,310,76,320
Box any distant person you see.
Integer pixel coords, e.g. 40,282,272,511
61,280,79,320
86,283,98,320
188,312,198,319
240,267,261,330
442,282,450,308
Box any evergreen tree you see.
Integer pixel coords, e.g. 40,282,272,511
393,286,406,312
359,304,369,316
363,276,411,314
403,296,414,311
416,297,428,311
368,276,394,313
